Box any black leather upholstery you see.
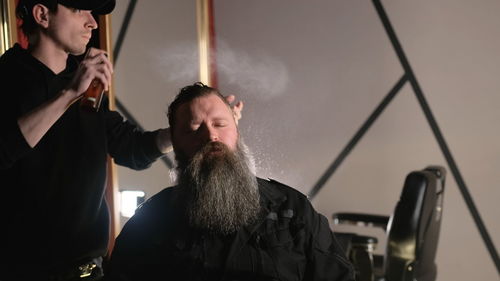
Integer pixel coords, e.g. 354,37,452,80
333,166,446,281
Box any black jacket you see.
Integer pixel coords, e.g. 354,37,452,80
0,44,163,271
109,178,354,281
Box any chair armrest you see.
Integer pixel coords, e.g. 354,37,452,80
332,212,390,231
334,232,379,253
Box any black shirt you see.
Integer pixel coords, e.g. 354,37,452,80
0,44,163,272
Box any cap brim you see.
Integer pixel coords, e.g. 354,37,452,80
92,0,115,15
58,0,115,15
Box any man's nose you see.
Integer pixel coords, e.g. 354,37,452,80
202,125,218,142
208,129,219,142
86,12,98,29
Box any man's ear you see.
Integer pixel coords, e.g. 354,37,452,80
32,4,51,29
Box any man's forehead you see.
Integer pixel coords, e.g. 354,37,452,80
179,94,230,115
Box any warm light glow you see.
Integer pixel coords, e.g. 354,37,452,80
196,0,210,85
120,190,145,218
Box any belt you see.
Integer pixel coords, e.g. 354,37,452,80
2,257,104,281
49,257,104,281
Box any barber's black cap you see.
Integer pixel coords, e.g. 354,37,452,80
58,0,115,14
18,0,115,16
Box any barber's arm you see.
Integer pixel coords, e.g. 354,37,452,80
17,88,87,148
19,48,113,148
1,88,81,169
0,48,111,169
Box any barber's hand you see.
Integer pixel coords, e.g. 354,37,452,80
156,128,173,154
66,48,114,100
225,95,244,125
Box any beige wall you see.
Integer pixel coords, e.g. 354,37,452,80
112,1,499,280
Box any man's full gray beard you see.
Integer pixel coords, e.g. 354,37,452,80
177,139,260,235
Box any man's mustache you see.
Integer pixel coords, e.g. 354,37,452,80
198,141,230,156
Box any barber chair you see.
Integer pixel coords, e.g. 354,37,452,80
333,166,446,281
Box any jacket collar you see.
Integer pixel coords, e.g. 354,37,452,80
257,177,287,212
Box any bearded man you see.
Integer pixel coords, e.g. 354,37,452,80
108,83,354,281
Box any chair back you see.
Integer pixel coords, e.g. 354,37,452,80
385,166,446,281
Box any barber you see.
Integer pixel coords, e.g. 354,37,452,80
0,1,241,280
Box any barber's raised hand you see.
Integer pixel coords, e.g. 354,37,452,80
66,48,114,100
225,95,244,125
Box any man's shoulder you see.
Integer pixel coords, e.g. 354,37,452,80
136,185,182,212
258,177,306,195
0,44,20,61
257,177,310,206
0,44,44,81
1,44,31,67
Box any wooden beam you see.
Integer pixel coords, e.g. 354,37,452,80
98,14,120,255
196,0,217,87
